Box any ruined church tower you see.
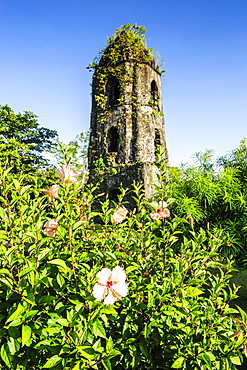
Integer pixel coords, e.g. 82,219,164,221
88,25,168,204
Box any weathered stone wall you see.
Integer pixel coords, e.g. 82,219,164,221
88,35,168,206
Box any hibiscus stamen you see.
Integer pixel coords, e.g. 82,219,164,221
106,280,113,287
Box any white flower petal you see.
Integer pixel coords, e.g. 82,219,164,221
112,206,128,224
111,266,126,283
150,212,160,220
104,290,117,305
92,283,107,301
43,219,58,237
70,168,79,176
92,266,128,305
56,165,79,183
96,268,112,285
158,201,168,208
158,208,170,219
113,282,128,298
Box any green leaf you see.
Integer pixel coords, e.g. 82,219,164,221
125,263,140,274
24,232,36,239
230,356,242,366
12,179,20,190
38,248,52,262
199,353,211,367
23,310,38,320
56,225,67,238
0,233,8,241
20,185,32,195
22,294,36,306
184,287,204,297
101,306,117,315
204,352,215,361
0,343,12,368
19,267,35,278
3,167,12,177
77,346,95,360
43,355,62,368
108,349,121,359
56,318,69,326
91,319,106,338
0,268,11,276
105,252,117,261
236,305,247,324
22,325,32,346
7,336,20,355
57,273,65,287
38,295,56,304
8,326,20,339
0,276,13,288
6,303,25,324
0,207,7,219
106,337,114,352
48,259,70,272
7,319,22,327
224,307,239,315
72,221,84,230
88,212,102,221
102,358,112,370
139,337,149,359
171,357,185,368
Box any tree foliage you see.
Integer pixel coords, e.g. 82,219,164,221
0,105,58,173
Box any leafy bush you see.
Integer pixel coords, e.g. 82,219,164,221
0,166,246,369
154,147,247,262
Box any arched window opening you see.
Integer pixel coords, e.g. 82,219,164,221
108,127,119,153
107,77,120,106
109,189,121,203
151,80,159,105
154,128,161,155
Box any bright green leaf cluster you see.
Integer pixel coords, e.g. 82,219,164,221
0,164,246,369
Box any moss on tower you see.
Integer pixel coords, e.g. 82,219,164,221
87,24,168,207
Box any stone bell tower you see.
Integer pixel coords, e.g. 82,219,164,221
88,25,168,204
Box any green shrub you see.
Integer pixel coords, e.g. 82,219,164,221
154,147,247,262
0,167,246,369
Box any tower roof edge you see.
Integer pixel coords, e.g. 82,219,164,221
98,29,155,67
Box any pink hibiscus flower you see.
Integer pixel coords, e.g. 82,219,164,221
56,164,79,184
150,201,170,220
112,205,128,224
43,219,58,237
92,266,128,305
43,185,59,201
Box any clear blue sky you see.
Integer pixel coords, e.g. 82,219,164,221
1,0,247,166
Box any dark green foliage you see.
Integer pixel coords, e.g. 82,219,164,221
0,167,246,369
0,105,58,173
